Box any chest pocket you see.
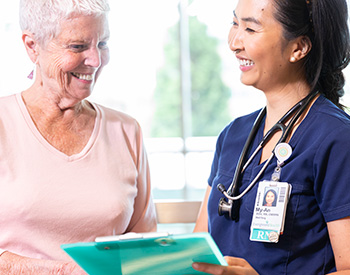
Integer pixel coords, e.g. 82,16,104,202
244,180,305,223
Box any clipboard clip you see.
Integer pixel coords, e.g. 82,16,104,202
95,232,170,243
94,232,172,251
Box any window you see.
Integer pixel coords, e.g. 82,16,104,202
1,0,350,202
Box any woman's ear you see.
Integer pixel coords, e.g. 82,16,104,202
289,36,312,63
22,31,39,64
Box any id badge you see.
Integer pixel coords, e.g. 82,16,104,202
250,180,292,243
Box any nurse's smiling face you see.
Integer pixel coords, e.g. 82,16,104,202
265,191,275,206
228,0,294,93
35,14,110,102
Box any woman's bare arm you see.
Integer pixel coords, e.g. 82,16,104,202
0,251,87,275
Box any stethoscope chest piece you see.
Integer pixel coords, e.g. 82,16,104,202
218,197,232,217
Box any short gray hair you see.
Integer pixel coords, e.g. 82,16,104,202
19,0,110,45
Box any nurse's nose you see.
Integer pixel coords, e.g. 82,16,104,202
228,26,244,53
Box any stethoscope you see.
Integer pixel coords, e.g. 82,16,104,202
217,90,319,221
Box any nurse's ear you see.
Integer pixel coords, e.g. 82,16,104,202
22,31,40,64
289,36,312,63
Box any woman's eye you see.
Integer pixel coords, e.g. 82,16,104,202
69,44,87,51
98,41,108,49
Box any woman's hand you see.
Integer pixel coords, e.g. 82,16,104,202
0,251,87,274
62,261,88,275
192,256,259,275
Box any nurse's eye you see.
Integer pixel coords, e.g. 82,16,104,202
231,20,238,27
245,27,256,33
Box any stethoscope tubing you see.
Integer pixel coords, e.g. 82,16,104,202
221,153,274,201
221,90,319,201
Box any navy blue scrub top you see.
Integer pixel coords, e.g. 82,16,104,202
208,95,350,274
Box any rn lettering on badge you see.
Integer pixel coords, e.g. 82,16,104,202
250,229,279,243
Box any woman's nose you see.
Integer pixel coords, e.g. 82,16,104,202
84,46,101,68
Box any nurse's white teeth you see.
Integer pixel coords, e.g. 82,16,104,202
71,72,94,81
238,59,254,66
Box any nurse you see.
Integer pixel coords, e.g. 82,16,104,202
263,189,277,207
193,0,350,274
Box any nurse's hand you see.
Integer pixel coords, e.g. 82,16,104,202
192,256,259,275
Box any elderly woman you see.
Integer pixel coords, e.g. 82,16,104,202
193,0,350,274
0,0,156,273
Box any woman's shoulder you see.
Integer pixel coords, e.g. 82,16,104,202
92,102,140,126
90,102,143,139
0,93,22,117
0,93,18,107
219,109,263,137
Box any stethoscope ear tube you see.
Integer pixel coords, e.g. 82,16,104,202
227,108,267,196
219,108,266,221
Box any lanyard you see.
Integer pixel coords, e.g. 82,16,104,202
217,91,319,221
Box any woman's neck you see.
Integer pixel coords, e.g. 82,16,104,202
263,83,311,131
20,87,96,156
21,84,94,122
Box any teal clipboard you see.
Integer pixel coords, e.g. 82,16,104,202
61,232,227,275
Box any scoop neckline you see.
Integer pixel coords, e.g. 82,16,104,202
16,92,101,162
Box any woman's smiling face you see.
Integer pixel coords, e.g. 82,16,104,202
36,14,110,101
228,0,294,92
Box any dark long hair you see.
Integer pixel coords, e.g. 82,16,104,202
273,0,350,109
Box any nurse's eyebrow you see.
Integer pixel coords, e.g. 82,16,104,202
233,10,262,25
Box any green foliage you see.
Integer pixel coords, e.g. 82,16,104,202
151,16,231,137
